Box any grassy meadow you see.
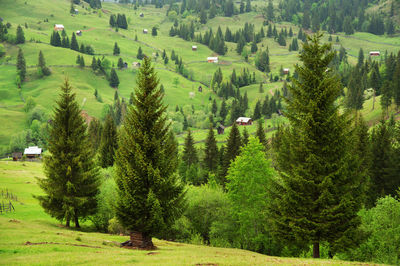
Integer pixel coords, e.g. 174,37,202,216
0,160,380,265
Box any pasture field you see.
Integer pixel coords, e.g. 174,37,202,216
0,161,379,265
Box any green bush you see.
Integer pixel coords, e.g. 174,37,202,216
107,217,128,235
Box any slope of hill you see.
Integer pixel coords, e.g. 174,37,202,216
0,0,399,152
0,161,377,265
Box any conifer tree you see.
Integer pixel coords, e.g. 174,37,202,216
35,79,99,228
242,127,249,145
109,68,119,88
203,126,218,173
137,46,144,60
270,33,365,258
220,122,241,186
113,42,120,56
212,99,218,116
99,114,118,168
38,50,51,76
253,100,262,120
79,55,85,68
114,57,184,248
393,53,400,109
17,48,26,82
16,25,25,44
220,100,228,122
88,117,102,152
182,129,198,167
255,119,268,152
151,26,157,36
117,57,124,69
70,32,79,51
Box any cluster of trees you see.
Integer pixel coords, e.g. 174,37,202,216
109,13,128,29
50,30,94,55
83,0,101,9
253,90,282,120
163,49,193,80
278,0,397,35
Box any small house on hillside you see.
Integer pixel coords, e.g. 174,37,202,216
283,68,290,74
140,13,144,17
132,62,141,68
198,86,202,92
236,117,253,126
369,51,380,56
12,152,22,161
143,29,148,34
24,146,42,160
192,45,197,51
54,24,64,31
76,30,82,36
207,57,218,63
74,9,79,14
217,124,225,135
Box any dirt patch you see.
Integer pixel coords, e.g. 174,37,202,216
81,27,96,32
24,241,101,249
9,219,20,223
147,252,159,255
218,60,232,66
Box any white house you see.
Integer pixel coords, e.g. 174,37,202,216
236,117,253,125
143,29,148,34
369,51,380,56
192,45,197,51
207,57,218,63
54,24,64,31
283,68,290,74
24,146,42,159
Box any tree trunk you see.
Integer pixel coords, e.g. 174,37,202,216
66,219,70,227
74,215,80,228
130,231,154,249
313,242,320,258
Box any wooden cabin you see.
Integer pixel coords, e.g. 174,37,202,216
236,117,253,126
369,51,380,56
217,125,225,135
283,68,290,74
207,57,218,63
143,29,148,34
192,45,197,51
76,30,82,36
140,13,144,17
132,62,141,68
54,24,64,31
23,146,42,160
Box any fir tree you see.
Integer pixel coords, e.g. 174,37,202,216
253,100,261,120
79,55,85,68
91,57,97,71
16,25,25,44
220,100,228,122
117,57,124,69
270,33,365,258
114,57,185,248
212,99,218,116
16,48,26,82
203,126,218,173
182,129,198,167
113,42,120,56
242,127,249,146
35,79,99,228
137,46,144,60
99,114,118,168
109,68,119,88
151,26,157,36
88,117,103,152
70,32,79,51
255,119,267,152
220,122,241,186
38,50,51,76
200,9,207,24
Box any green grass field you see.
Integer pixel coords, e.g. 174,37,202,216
0,0,399,150
0,161,378,265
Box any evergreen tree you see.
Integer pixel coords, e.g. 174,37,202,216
117,57,124,69
267,0,274,21
220,100,228,122
393,55,400,108
152,26,157,36
109,14,116,27
16,25,25,44
91,57,97,71
38,50,51,76
380,80,392,117
242,127,249,145
113,42,120,56
137,46,144,60
200,9,207,24
109,68,120,88
245,0,251,12
251,40,258,53
203,126,219,173
182,129,198,167
35,79,99,228
16,48,26,82
88,117,103,152
357,48,364,67
79,55,85,68
270,33,365,258
212,99,218,116
70,32,79,51
255,119,267,151
220,122,241,186
253,100,261,120
99,114,118,168
114,58,185,248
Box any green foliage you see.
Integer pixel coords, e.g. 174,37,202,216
113,42,120,56
219,122,241,186
16,25,25,44
109,68,119,88
35,79,99,228
38,50,51,76
24,96,36,113
114,57,185,247
99,114,117,168
203,126,218,174
16,48,26,81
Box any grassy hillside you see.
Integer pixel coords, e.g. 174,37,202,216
0,0,399,151
0,161,377,265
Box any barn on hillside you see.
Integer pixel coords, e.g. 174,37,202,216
24,146,42,160
236,117,253,125
54,24,64,31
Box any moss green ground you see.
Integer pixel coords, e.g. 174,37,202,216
0,0,399,150
0,161,380,265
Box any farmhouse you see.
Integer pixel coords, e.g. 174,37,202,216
207,57,218,63
192,45,197,51
54,24,64,31
12,152,22,161
23,146,42,160
132,62,141,68
74,9,79,14
76,30,82,36
217,124,225,135
140,13,144,17
369,51,380,56
283,68,290,74
236,117,253,126
143,29,148,34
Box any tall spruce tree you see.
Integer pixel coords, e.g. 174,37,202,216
16,25,25,44
109,68,120,88
255,119,268,152
114,57,184,248
38,50,51,76
88,117,103,152
99,114,118,168
35,79,99,228
113,42,120,56
242,127,249,145
203,126,218,173
182,129,198,167
70,32,79,51
17,48,26,82
219,122,241,186
270,33,365,258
